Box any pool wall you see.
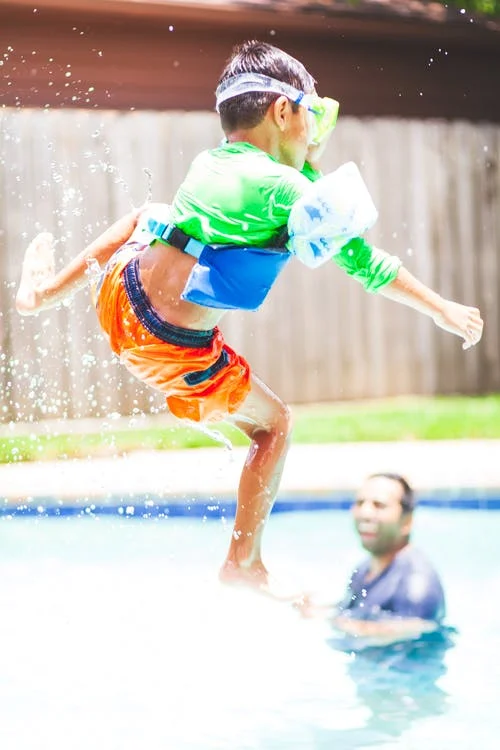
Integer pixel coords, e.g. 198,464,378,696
3,487,500,518
2,441,500,516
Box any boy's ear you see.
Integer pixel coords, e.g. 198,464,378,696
271,95,292,132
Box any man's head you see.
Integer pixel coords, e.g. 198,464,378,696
352,473,415,557
216,40,317,169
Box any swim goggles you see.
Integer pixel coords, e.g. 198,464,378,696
215,73,339,146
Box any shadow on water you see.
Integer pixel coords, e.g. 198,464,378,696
314,628,456,749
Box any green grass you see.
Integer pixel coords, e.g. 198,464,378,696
0,394,499,464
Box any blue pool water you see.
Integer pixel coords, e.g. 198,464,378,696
0,508,499,749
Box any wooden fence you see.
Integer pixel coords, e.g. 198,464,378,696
0,109,498,422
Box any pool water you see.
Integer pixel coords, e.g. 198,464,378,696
0,508,499,749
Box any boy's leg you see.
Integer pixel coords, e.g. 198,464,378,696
219,373,293,595
16,209,141,316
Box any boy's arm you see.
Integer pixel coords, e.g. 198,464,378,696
333,238,483,350
16,208,142,316
380,265,483,350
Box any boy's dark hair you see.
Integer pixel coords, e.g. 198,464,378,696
368,472,416,515
217,40,316,133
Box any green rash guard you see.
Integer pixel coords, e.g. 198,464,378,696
335,237,401,293
171,141,400,292
171,141,313,247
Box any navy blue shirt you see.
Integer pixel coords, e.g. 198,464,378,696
337,545,446,623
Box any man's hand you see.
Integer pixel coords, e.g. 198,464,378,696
293,594,336,620
293,593,315,618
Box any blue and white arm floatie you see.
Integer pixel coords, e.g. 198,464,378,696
287,162,379,268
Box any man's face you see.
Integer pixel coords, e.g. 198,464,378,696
352,476,412,556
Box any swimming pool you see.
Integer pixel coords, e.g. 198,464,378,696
0,508,498,749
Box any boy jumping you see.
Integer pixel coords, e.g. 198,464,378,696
16,41,483,597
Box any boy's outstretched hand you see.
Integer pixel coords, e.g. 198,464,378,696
433,301,483,350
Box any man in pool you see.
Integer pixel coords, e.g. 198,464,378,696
15,40,483,599
297,473,446,644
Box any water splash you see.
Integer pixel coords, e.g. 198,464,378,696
85,257,101,281
142,168,153,204
181,418,234,453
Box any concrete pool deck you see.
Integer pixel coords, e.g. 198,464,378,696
1,438,500,509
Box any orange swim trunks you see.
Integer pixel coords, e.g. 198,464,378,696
94,243,251,422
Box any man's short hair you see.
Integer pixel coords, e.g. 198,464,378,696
368,472,416,514
217,40,316,132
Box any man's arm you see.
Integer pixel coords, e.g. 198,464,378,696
298,558,446,648
297,595,438,646
16,208,142,316
332,613,438,648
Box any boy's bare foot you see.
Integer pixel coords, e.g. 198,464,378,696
16,232,55,315
219,560,303,603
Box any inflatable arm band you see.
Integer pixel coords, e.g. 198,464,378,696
287,161,378,269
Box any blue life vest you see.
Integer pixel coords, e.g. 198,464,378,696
147,219,290,312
